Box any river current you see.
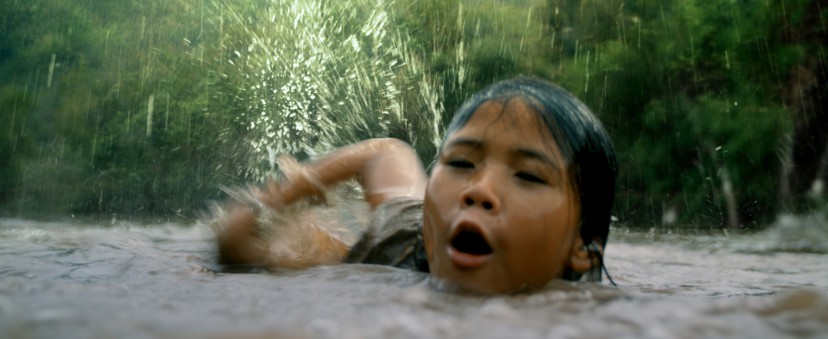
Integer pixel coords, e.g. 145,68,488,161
1,216,827,339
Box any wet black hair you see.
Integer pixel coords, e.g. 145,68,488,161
443,77,618,282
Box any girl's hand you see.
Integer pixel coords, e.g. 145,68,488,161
252,179,285,210
256,155,328,209
216,204,267,265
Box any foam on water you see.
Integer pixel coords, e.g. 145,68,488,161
1,218,827,338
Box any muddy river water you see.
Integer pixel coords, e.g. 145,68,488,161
1,216,827,338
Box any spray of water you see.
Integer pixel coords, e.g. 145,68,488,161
218,0,453,180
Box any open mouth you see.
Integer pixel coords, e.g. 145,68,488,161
450,228,493,255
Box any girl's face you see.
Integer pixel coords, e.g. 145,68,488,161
422,98,584,294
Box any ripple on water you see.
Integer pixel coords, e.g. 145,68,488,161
1,219,827,338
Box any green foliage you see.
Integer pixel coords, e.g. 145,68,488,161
628,96,789,226
394,0,554,128
0,0,246,218
0,0,819,227
551,0,809,226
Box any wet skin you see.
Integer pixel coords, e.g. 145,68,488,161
422,98,586,294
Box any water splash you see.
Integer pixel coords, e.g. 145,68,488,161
220,0,447,180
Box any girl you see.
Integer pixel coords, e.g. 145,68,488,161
214,77,617,294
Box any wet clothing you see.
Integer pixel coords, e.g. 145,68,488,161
344,198,430,273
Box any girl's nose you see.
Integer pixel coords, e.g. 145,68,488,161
460,171,501,213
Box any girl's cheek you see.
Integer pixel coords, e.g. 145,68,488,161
422,224,433,261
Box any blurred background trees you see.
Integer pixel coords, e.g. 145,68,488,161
0,0,824,228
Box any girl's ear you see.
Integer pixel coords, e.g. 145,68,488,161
569,235,600,273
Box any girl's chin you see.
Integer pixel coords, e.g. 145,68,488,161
426,271,509,295
428,266,556,294
427,275,493,294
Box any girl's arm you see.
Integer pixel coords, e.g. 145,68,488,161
262,137,427,209
216,138,427,265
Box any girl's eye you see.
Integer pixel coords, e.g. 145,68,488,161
516,172,546,184
447,159,474,169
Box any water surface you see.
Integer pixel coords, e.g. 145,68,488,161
1,218,827,338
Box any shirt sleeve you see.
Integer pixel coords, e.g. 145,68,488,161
344,198,429,272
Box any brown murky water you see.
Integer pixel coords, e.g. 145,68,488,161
1,217,827,339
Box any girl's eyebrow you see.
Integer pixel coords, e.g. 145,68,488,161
446,137,561,171
445,137,482,149
514,147,562,172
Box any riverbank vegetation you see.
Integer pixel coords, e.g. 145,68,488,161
1,0,825,228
